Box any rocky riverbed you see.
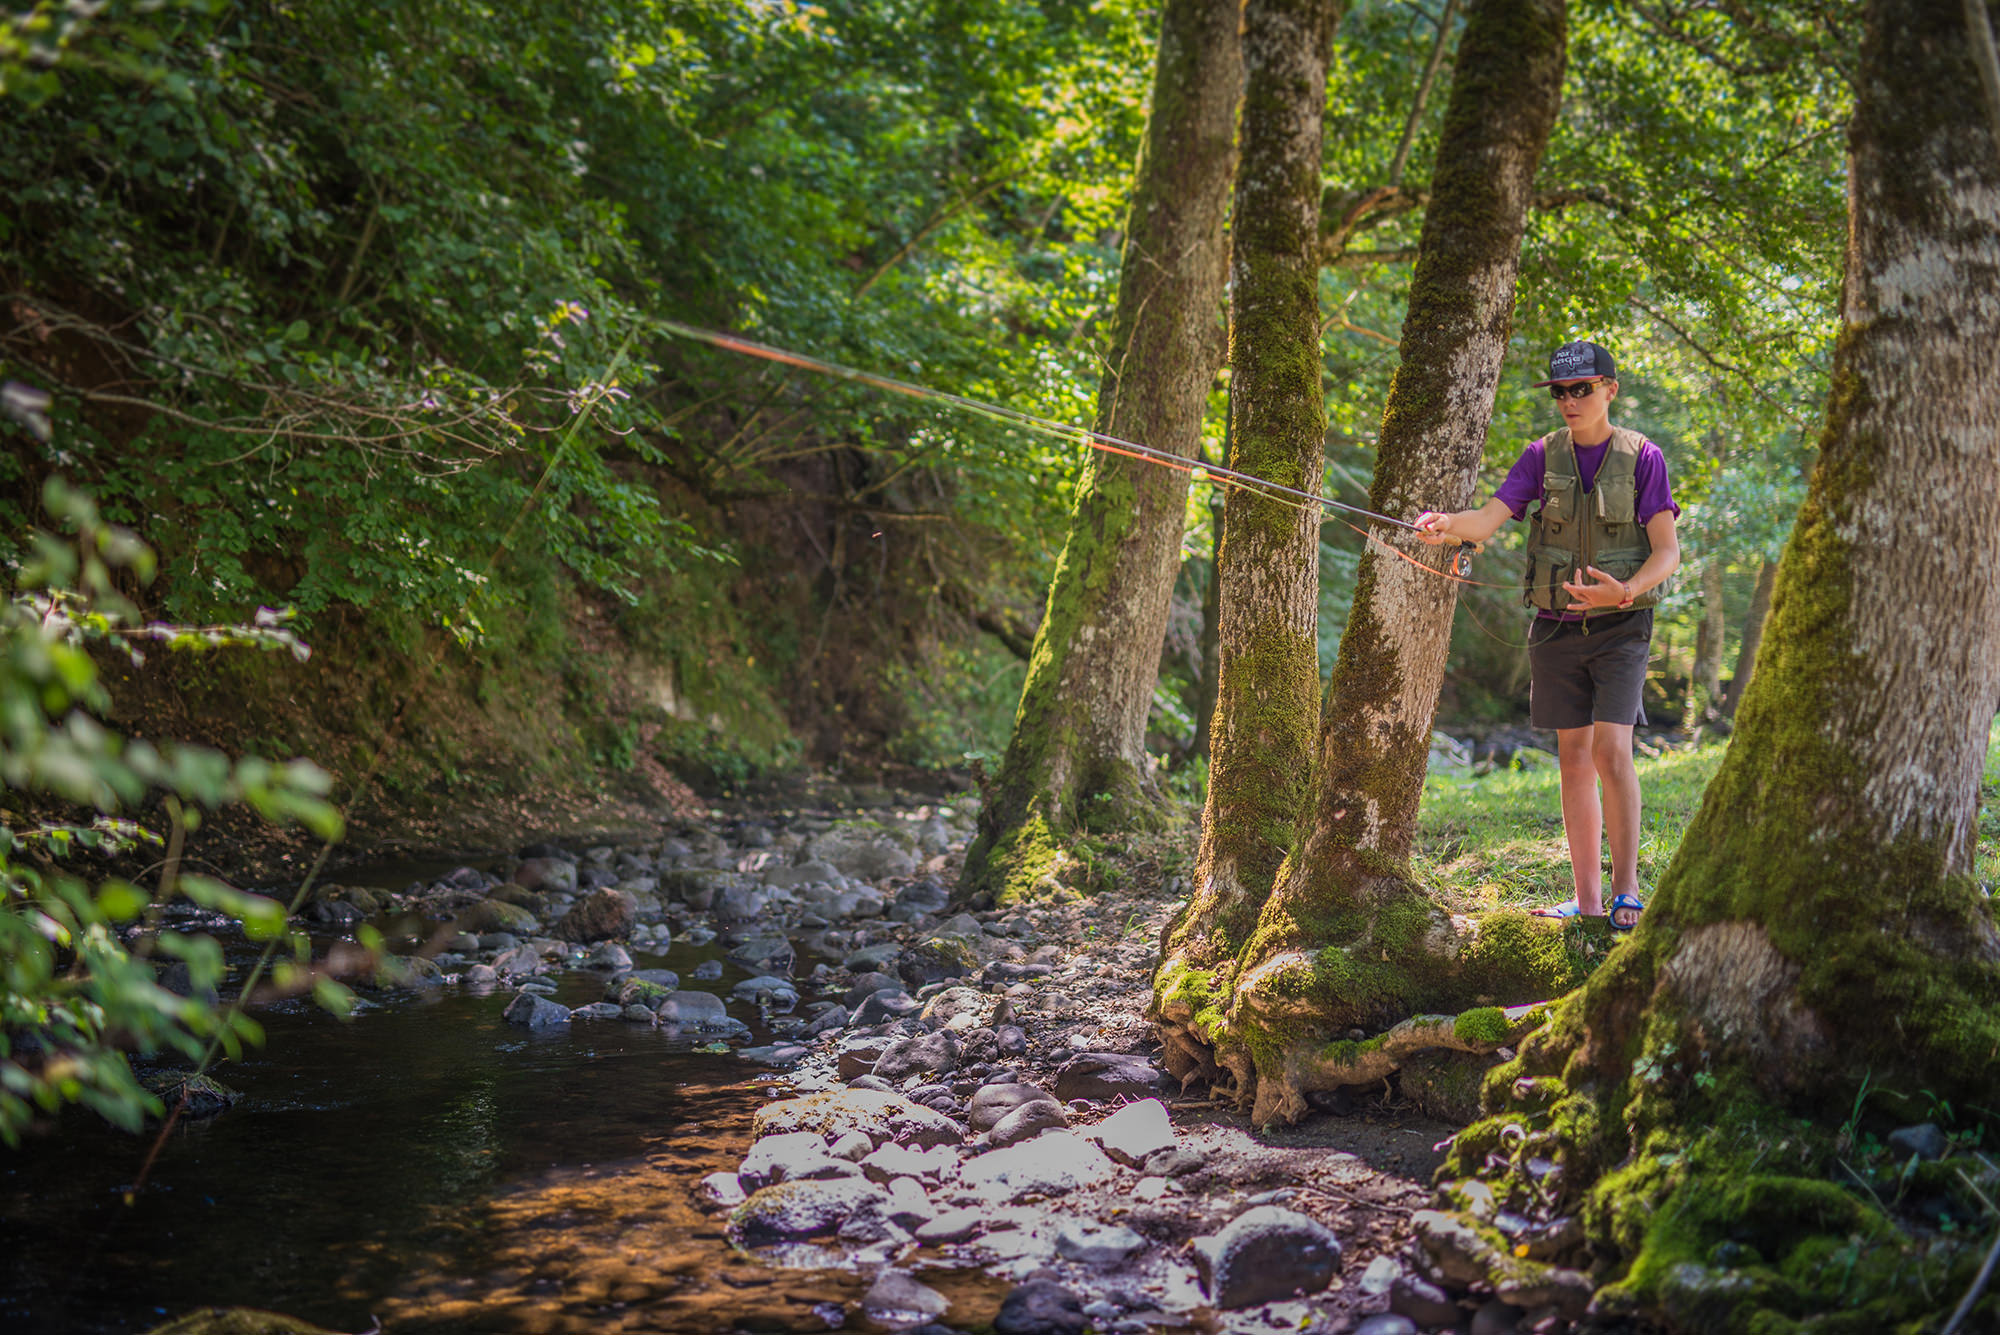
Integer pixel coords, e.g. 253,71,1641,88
263,781,1579,1335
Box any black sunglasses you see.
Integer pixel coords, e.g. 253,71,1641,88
1548,381,1605,401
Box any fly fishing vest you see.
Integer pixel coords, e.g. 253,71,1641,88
1522,426,1659,616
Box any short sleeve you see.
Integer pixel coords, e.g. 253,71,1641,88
1491,440,1547,521
1635,442,1681,524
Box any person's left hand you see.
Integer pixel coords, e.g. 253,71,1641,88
1561,565,1631,609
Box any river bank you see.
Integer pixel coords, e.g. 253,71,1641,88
7,776,1562,1335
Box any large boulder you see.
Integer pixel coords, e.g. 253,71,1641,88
1083,1098,1176,1166
760,859,841,889
1191,1206,1343,1309
988,1099,1070,1148
919,985,1001,1030
961,1131,1115,1201
753,1089,964,1150
502,991,571,1029
453,898,539,936
968,1082,1058,1133
726,936,795,976
729,1178,889,1244
1054,1051,1168,1103
512,856,577,895
658,991,746,1033
739,1131,864,1191
844,971,903,1008
891,878,952,921
801,822,919,880
550,888,637,943
659,867,735,910
897,937,977,988
993,1280,1087,1335
872,1031,960,1082
714,885,769,922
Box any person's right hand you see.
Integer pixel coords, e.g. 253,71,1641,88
1413,511,1454,546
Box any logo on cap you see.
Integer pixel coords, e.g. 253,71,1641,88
1533,340,1615,386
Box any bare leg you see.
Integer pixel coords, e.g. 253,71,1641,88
1555,726,1604,915
1593,721,1643,925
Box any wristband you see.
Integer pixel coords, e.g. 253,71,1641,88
1618,582,1634,609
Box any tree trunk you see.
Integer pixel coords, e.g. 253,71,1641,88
1438,3,2000,1325
1188,435,1227,766
1158,0,1575,1116
961,0,1241,903
1718,555,1775,717
1688,560,1724,724
1152,0,1340,1087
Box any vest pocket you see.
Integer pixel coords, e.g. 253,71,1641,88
1541,474,1577,524
1526,549,1574,610
1594,474,1637,524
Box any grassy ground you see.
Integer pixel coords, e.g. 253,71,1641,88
1418,722,2000,915
1413,742,1730,914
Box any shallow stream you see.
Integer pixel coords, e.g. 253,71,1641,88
0,855,1007,1335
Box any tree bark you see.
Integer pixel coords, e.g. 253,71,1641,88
1188,434,1227,766
961,0,1241,903
1689,560,1725,722
1158,0,1575,1115
1718,555,1775,717
1152,0,1340,1087
1439,2,2000,1324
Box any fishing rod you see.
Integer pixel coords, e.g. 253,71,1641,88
654,317,1482,579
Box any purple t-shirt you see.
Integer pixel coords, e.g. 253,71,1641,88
1493,434,1681,620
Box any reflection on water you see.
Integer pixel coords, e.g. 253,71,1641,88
0,921,1001,1334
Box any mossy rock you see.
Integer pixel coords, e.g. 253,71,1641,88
613,977,674,1009
1398,1049,1497,1124
145,1308,346,1335
897,937,977,988
488,883,539,909
381,954,444,988
321,885,386,915
140,1071,240,1120
453,898,539,934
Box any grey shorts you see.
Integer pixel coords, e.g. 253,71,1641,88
1527,610,1653,730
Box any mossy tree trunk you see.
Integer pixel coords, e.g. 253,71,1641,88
1439,3,2000,1326
1158,0,1574,1115
1152,0,1340,1088
961,0,1242,905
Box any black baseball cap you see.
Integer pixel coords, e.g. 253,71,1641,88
1532,340,1616,385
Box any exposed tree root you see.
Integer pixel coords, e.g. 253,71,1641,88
1156,903,1612,1124
1242,998,1552,1128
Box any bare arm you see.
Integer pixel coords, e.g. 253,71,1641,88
1413,497,1513,546
1563,509,1683,608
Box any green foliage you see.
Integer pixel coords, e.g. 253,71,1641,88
0,480,344,1143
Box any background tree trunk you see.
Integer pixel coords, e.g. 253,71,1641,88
1159,0,1576,1115
962,0,1242,903
1442,2,2000,1323
1152,0,1340,1089
1188,430,1228,767
1718,555,1775,717
1688,560,1725,723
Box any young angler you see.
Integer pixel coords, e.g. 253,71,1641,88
1414,340,1681,928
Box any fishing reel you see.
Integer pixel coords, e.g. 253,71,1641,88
1450,542,1477,580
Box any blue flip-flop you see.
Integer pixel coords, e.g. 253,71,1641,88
1609,893,1645,932
1532,898,1584,919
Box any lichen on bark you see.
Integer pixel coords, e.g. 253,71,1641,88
963,0,1242,905
1152,0,1342,1091
1156,0,1573,1117
1431,2,2000,1326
